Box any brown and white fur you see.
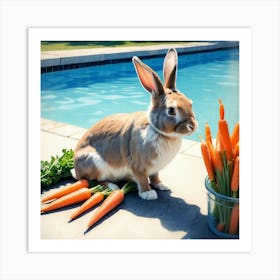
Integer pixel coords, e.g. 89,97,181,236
73,48,198,200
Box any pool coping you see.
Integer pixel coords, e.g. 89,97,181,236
41,41,239,72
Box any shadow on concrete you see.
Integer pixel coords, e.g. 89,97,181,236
118,190,218,239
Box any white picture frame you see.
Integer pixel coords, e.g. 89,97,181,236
29,27,252,253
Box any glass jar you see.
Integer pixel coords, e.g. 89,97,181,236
205,177,239,239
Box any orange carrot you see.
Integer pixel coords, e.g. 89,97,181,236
231,156,239,193
229,204,239,235
87,182,137,229
200,142,215,181
41,179,89,203
205,123,213,145
216,222,225,233
213,150,223,172
204,125,216,166
215,131,224,152
69,187,111,221
219,99,225,119
207,140,216,165
231,122,239,147
233,142,239,158
41,188,92,213
218,119,233,161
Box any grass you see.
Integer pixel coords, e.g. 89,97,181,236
41,41,189,51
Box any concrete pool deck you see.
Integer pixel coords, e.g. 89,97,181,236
41,119,218,239
41,41,239,70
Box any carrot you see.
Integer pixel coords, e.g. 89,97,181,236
231,122,239,148
204,123,227,186
216,222,225,233
69,187,111,221
205,123,213,145
218,119,233,161
229,204,239,235
233,142,239,158
213,150,223,173
231,156,239,193
200,142,215,181
215,131,224,152
41,188,92,213
41,185,103,213
204,125,216,166
87,182,137,229
41,179,89,203
219,99,225,119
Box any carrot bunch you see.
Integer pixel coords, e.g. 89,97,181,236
41,181,105,213
41,179,137,232
201,99,239,236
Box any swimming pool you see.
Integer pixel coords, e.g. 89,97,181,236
41,48,239,141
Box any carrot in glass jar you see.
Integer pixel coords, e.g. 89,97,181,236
231,122,239,148
200,142,215,181
218,119,233,161
231,156,239,193
229,204,239,235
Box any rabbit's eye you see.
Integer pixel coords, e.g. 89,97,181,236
167,107,176,116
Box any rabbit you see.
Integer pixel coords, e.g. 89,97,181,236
73,48,198,200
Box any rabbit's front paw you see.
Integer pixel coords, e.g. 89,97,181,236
154,182,170,191
107,182,120,190
139,189,158,200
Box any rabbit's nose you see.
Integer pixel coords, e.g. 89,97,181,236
186,124,194,131
187,119,198,132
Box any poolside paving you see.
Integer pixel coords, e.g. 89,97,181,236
41,119,217,239
41,41,239,69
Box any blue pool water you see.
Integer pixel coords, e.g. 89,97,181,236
41,48,239,141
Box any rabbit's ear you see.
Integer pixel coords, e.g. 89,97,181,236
132,56,164,98
163,48,178,90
